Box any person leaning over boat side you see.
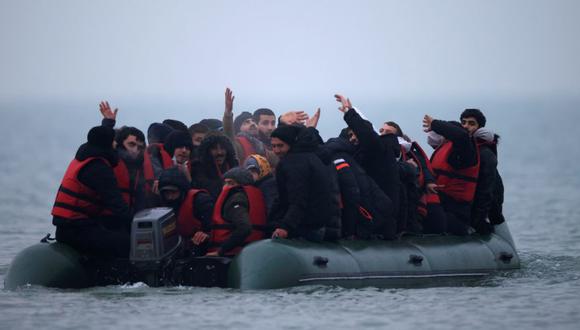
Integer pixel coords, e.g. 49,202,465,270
268,125,337,241
52,125,132,258
459,109,504,234
190,132,239,199
381,122,446,234
158,167,214,255
206,167,267,257
333,95,399,239
423,115,480,236
244,154,278,216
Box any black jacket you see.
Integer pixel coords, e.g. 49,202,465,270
53,143,132,228
322,137,395,239
269,127,337,236
343,109,401,217
218,188,252,256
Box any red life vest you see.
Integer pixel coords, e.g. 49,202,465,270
208,185,267,255
176,189,208,237
236,135,257,163
143,143,173,191
112,159,139,212
402,142,441,217
51,157,112,220
430,140,480,203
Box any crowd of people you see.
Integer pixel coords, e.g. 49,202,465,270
50,89,505,259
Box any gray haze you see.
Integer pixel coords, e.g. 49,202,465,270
1,0,579,119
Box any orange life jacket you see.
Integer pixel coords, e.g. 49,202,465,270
402,142,441,217
236,135,257,164
176,189,208,237
143,143,173,192
51,157,113,220
430,140,480,203
113,159,139,212
208,185,267,255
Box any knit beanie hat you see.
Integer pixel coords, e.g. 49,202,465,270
198,118,223,131
233,111,254,134
460,108,486,127
158,167,190,193
163,119,189,133
243,154,272,180
164,130,194,156
87,126,115,149
270,125,303,146
147,123,174,144
223,167,254,186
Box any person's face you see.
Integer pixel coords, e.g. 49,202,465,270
240,118,258,136
122,135,145,159
191,132,206,147
224,178,239,187
210,143,227,166
271,137,290,157
379,123,398,136
461,117,480,136
257,115,276,138
161,189,181,202
346,129,359,145
173,146,191,164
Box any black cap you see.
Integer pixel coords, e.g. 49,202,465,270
271,125,303,146
87,126,115,149
164,130,194,156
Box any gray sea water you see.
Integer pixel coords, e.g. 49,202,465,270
1,99,580,329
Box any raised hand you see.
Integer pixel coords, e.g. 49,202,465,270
422,115,433,132
279,111,309,125
305,108,321,128
334,94,352,113
99,101,118,120
225,88,235,115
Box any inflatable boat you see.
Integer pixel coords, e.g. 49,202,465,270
4,208,520,290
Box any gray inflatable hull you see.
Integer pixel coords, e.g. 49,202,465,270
4,223,519,290
228,223,520,289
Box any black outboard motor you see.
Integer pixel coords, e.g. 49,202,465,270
130,207,181,286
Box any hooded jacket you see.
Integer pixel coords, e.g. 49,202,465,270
190,134,239,199
269,127,338,237
343,108,401,222
322,137,395,239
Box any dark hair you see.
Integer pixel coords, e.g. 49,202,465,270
189,123,209,135
253,108,275,123
147,123,174,144
460,108,486,127
115,126,145,147
385,121,403,137
163,119,189,132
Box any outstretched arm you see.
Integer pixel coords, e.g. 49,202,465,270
99,101,118,128
335,94,382,154
223,88,236,140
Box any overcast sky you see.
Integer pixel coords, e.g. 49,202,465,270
1,0,579,109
